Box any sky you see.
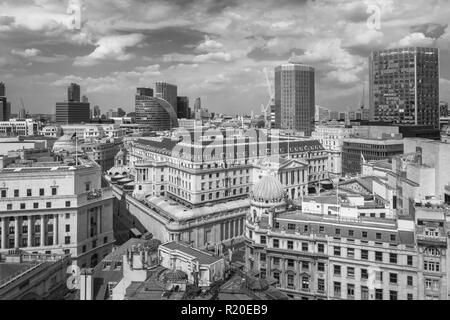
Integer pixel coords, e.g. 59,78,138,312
0,0,449,116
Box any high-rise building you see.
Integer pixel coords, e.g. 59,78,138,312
177,96,190,119
369,47,440,128
135,88,178,131
0,82,10,122
93,105,101,118
68,83,81,102
194,97,202,113
155,82,177,114
57,84,90,124
56,102,90,124
275,62,315,136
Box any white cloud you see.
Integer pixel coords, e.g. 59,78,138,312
74,33,145,66
11,48,41,58
393,32,435,48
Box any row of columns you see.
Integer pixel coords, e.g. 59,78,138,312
0,214,59,250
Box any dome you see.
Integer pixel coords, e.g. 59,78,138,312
163,270,188,283
252,174,285,202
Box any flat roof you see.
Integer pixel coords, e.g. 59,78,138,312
161,241,222,265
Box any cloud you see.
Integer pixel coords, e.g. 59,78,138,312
73,33,145,66
11,48,41,58
393,33,435,48
196,35,224,52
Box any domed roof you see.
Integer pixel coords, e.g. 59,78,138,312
164,270,188,283
252,174,285,202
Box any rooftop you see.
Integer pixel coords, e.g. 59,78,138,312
161,241,222,265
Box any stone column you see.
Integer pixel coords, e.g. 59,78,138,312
1,217,6,249
27,215,33,248
54,214,59,245
40,215,45,247
14,217,20,248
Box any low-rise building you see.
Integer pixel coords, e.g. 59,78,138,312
0,119,42,136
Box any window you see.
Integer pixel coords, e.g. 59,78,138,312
407,255,413,266
407,276,413,286
287,259,294,268
65,236,71,244
375,251,383,262
389,273,398,284
347,284,355,299
65,201,71,208
333,265,341,276
335,228,341,236
65,213,71,219
334,282,341,297
260,236,266,245
424,261,440,272
348,230,354,237
33,203,39,209
389,291,397,300
302,243,308,252
288,224,296,230
20,203,26,210
65,225,70,232
85,183,91,192
82,245,86,253
287,241,294,250
27,189,32,197
362,231,368,238
260,253,266,262
347,248,354,258
375,289,383,300
302,261,309,270
1,190,6,198
334,246,341,256
375,271,383,282
361,286,369,300
361,268,368,280
317,262,325,272
273,239,279,248
273,258,280,266
319,226,325,233
390,234,396,242
92,240,97,248
302,276,309,291
14,189,19,197
389,253,397,264
318,243,324,253
407,294,413,300
287,274,294,289
7,204,12,210
273,272,280,285
376,233,382,240
39,188,44,196
52,187,57,196
46,202,52,208
347,267,355,278
318,279,325,293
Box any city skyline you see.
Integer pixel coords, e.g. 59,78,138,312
0,0,449,115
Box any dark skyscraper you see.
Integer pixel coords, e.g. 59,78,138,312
177,96,190,119
369,47,440,128
57,84,89,123
155,82,177,114
68,83,81,102
275,62,315,136
0,82,10,121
